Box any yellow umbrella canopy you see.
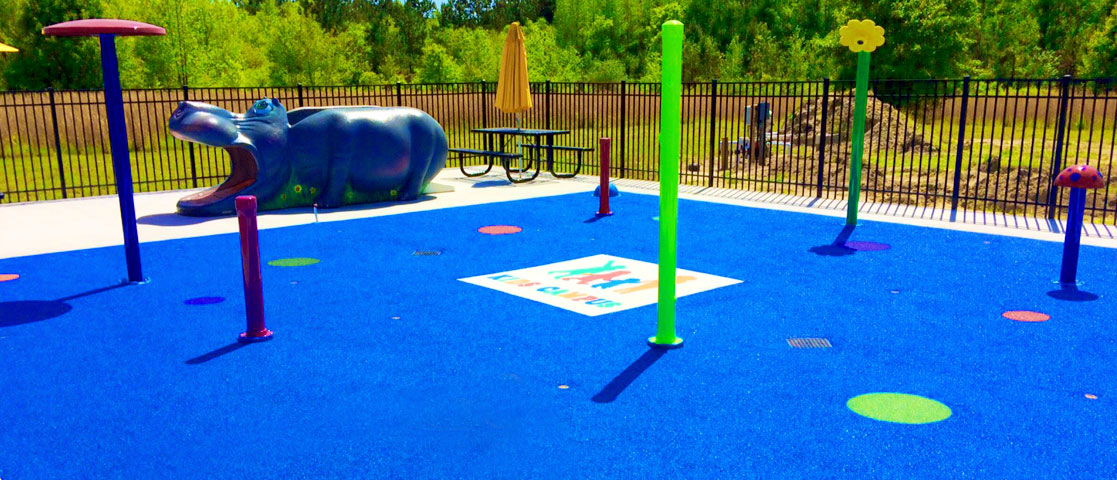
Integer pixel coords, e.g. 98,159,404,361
0,42,17,53
494,22,532,114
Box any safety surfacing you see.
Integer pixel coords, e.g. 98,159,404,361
0,191,1114,479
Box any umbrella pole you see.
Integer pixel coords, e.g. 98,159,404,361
517,114,524,179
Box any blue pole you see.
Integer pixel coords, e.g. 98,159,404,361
99,34,143,283
1060,187,1086,284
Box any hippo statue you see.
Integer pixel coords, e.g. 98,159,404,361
169,98,448,216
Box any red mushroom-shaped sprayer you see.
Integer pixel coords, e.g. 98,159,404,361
1054,164,1105,190
42,19,165,283
1055,164,1106,285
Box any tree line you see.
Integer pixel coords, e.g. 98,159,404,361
1,0,1116,91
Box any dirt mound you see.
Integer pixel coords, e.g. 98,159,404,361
782,93,937,154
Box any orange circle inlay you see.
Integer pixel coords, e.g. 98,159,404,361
0,274,19,282
1002,310,1050,322
478,225,522,235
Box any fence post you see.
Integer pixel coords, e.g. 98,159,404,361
707,79,718,187
1047,74,1073,219
480,80,488,128
47,87,68,199
950,76,971,212
545,80,552,130
619,80,627,179
296,83,304,108
396,81,403,106
183,85,198,188
815,78,830,198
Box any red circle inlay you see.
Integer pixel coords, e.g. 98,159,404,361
479,225,522,235
1002,310,1050,322
0,274,19,283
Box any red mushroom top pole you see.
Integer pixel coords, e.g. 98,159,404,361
1054,164,1106,190
42,19,165,284
41,19,166,37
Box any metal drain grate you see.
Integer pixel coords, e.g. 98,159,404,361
413,250,443,256
787,337,832,349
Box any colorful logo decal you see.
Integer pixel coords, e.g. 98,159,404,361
459,254,741,317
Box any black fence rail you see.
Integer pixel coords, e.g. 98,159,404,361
2,77,1117,223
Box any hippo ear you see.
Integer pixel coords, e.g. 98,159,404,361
271,98,283,108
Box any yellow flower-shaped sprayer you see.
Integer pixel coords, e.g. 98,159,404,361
839,19,885,53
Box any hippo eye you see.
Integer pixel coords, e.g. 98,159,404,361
252,99,273,115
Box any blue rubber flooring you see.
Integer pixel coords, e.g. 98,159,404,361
0,191,1114,479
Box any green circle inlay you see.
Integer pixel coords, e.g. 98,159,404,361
267,257,320,267
847,393,952,424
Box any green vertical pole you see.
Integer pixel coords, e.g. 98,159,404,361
650,20,685,350
846,50,871,226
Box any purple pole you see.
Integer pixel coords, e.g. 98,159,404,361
99,34,144,283
43,20,166,283
598,137,613,216
236,196,272,343
1059,187,1086,284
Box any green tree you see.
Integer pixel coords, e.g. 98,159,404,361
1083,1,1117,78
416,41,462,82
521,20,581,81
303,0,355,33
262,2,354,85
3,0,103,90
438,25,501,81
102,0,270,88
1036,0,1109,74
973,0,1055,78
840,0,980,80
440,0,555,28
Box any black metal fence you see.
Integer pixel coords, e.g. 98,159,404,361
3,77,1117,223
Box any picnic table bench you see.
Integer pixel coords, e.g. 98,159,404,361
450,128,591,183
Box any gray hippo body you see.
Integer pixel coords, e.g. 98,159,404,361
169,98,448,216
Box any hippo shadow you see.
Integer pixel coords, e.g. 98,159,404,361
265,194,437,217
139,213,224,226
142,194,438,224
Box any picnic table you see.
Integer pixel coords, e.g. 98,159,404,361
450,127,592,183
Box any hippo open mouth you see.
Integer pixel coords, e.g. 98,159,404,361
175,145,259,209
169,100,282,215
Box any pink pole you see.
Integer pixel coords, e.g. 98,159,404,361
236,196,273,343
598,137,613,216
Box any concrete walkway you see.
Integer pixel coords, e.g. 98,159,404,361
2,167,1115,259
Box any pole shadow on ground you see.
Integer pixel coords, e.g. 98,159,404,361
809,224,857,257
592,349,667,403
185,342,248,364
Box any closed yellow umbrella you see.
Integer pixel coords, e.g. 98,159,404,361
495,22,532,114
494,22,532,177
0,42,17,53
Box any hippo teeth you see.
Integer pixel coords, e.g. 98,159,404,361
178,145,258,208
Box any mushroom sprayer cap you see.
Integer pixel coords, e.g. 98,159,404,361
42,19,166,37
1055,164,1106,190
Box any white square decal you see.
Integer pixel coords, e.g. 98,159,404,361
459,254,741,316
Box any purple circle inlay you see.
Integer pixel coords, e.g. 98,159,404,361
185,296,225,305
844,241,891,252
